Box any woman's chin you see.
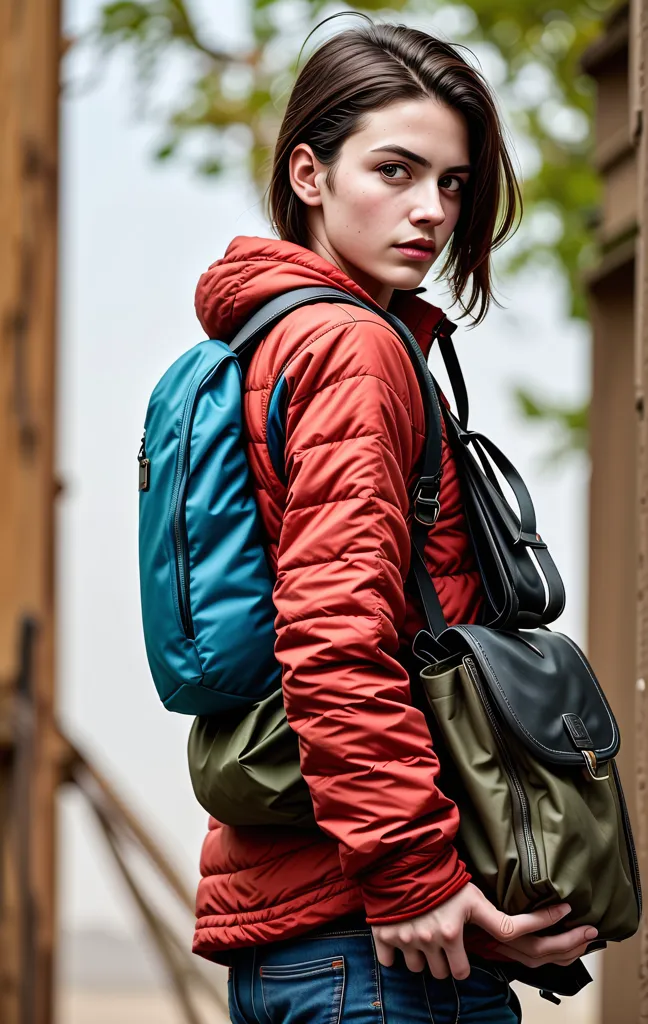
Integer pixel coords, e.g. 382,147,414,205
381,266,431,288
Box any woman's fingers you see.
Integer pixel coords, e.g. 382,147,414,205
402,947,428,972
494,939,591,969
494,947,589,969
423,946,452,979
551,952,589,966
442,939,471,981
372,891,596,982
500,924,596,961
471,891,598,970
373,935,396,968
471,893,573,943
371,924,469,979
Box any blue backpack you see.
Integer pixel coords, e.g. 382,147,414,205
137,286,443,715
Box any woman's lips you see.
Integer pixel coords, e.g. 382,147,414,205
393,244,435,261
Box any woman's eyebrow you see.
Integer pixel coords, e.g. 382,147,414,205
369,144,471,173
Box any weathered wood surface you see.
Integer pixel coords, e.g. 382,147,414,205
635,0,648,1016
582,4,644,1019
0,1,61,1022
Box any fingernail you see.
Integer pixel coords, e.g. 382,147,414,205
550,903,571,920
585,928,598,940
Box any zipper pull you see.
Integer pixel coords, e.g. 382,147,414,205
138,429,150,491
431,315,447,341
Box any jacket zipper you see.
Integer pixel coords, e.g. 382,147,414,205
170,359,228,639
266,357,291,434
611,760,643,919
430,315,447,342
464,655,542,890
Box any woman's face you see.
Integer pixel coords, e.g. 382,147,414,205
289,96,471,308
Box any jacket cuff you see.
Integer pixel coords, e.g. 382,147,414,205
361,844,471,926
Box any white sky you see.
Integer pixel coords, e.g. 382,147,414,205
58,0,590,936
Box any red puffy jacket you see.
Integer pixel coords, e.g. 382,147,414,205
192,236,486,961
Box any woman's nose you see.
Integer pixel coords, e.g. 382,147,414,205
410,187,446,226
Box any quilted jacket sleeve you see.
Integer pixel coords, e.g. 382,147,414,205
272,310,471,925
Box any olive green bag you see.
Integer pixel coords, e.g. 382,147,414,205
188,687,313,829
413,631,641,942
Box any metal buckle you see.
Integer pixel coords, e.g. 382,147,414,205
582,749,609,782
414,483,441,526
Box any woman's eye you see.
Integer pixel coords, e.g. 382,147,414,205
379,163,409,180
379,165,465,191
440,175,463,193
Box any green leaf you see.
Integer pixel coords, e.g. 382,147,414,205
155,138,177,159
197,156,224,175
514,387,589,460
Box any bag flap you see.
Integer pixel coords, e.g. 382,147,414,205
438,625,620,765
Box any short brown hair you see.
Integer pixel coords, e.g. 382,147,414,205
266,17,522,324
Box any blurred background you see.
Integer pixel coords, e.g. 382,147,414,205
2,1,646,1022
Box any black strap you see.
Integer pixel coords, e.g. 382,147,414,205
411,520,448,637
434,331,548,546
456,427,538,543
442,402,566,625
229,285,445,519
534,544,567,621
437,330,469,430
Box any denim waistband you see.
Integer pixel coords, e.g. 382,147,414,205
302,911,369,937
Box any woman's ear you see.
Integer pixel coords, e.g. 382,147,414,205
288,143,325,208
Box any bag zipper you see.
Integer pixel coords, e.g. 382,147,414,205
137,430,150,491
170,358,231,638
464,655,542,890
611,760,643,919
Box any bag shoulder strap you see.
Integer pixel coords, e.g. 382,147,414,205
229,285,445,523
437,327,469,430
441,391,566,631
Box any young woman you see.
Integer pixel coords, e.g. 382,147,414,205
192,17,597,1023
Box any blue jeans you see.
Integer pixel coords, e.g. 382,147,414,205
228,924,523,1024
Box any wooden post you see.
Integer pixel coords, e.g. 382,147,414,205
583,0,648,1018
0,2,61,1022
634,0,648,1017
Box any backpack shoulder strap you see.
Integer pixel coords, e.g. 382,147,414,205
229,285,445,527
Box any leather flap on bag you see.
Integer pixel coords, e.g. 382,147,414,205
438,625,620,765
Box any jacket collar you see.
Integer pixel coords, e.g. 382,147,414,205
195,235,453,359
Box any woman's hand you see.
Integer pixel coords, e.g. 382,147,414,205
371,882,598,979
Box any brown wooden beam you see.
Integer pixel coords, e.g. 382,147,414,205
634,0,648,1016
582,2,648,1019
0,2,61,1021
581,3,630,76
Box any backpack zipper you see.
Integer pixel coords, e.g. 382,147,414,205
464,655,542,891
170,358,231,638
138,430,150,491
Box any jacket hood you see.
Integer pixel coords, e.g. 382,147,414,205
194,235,450,359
